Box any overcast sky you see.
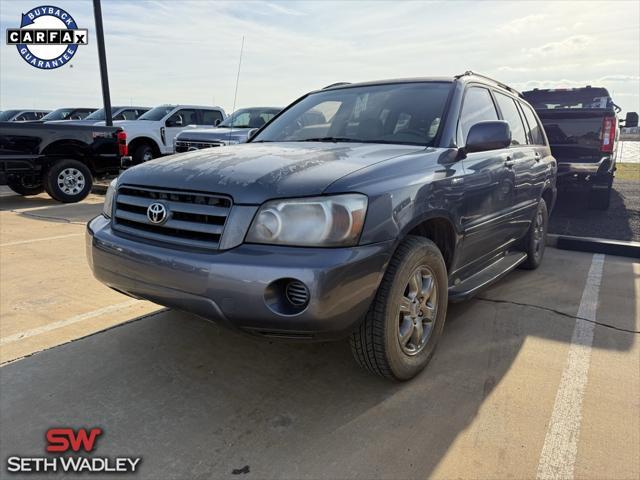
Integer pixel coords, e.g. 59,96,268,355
1,0,639,115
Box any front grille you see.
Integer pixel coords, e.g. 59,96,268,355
112,185,232,250
175,140,224,152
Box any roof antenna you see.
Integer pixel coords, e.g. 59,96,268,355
229,36,245,144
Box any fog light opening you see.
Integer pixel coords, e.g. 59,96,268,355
285,280,309,307
264,278,310,315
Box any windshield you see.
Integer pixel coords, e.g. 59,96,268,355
41,108,76,121
253,82,451,146
219,108,280,128
0,110,21,121
138,106,174,121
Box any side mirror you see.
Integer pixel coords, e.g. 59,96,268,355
465,121,511,153
624,112,638,128
166,117,183,127
247,128,259,140
214,119,221,126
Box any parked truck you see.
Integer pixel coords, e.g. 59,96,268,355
0,122,128,202
113,105,227,163
522,86,638,209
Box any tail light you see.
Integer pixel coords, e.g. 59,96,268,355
600,117,616,153
117,131,128,157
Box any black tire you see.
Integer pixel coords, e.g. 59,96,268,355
588,183,612,210
520,199,548,270
349,236,448,381
132,143,155,164
7,177,44,196
44,160,93,203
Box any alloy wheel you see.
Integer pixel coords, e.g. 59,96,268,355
397,265,438,355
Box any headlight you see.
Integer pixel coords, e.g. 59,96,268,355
246,194,368,247
102,179,117,218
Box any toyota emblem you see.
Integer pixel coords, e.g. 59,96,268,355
147,202,168,224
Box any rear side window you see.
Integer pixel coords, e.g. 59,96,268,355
201,109,224,126
168,109,198,126
494,92,527,145
114,109,139,121
459,87,499,145
520,103,546,145
17,112,37,121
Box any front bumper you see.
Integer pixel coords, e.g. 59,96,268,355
87,215,392,340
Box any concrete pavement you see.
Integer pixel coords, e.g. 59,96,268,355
0,188,638,479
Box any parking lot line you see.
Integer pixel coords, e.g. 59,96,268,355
0,300,140,347
0,233,84,248
537,254,605,480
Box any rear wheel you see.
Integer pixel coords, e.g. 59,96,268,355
350,236,448,381
520,199,548,270
7,176,44,196
44,160,93,203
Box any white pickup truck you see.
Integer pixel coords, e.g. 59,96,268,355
112,105,226,163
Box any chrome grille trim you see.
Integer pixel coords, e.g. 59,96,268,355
112,185,232,250
175,140,224,151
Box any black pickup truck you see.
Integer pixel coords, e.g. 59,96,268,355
522,87,638,209
0,122,128,203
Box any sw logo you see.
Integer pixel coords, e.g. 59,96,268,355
5,5,88,70
46,427,103,453
5,427,142,474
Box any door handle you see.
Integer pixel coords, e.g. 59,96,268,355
505,157,515,168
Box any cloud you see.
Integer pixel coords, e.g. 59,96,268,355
1,1,638,115
498,14,546,34
264,2,307,16
525,35,592,57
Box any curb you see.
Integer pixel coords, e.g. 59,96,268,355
548,234,640,259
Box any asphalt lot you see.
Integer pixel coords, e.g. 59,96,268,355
550,179,640,242
1,187,639,479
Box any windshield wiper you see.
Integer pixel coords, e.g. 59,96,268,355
298,137,357,143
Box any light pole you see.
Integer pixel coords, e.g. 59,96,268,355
92,0,112,126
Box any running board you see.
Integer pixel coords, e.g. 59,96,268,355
448,251,527,303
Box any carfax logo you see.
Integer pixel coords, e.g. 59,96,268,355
5,5,88,69
5,427,142,474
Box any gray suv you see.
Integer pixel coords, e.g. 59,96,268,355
88,72,556,380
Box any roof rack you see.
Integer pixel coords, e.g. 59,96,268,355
322,82,351,89
455,71,521,96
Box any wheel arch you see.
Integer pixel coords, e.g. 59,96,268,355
399,214,459,271
41,140,94,172
128,136,161,157
541,183,556,213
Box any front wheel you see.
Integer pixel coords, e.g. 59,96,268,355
132,144,155,164
44,160,93,203
7,176,44,196
520,198,548,270
350,236,448,381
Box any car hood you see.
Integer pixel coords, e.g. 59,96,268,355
119,142,425,204
178,127,250,143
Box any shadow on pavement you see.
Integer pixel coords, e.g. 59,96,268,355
0,193,102,223
0,251,636,479
0,194,60,211
549,180,638,241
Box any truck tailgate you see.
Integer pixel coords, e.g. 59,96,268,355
536,109,607,164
